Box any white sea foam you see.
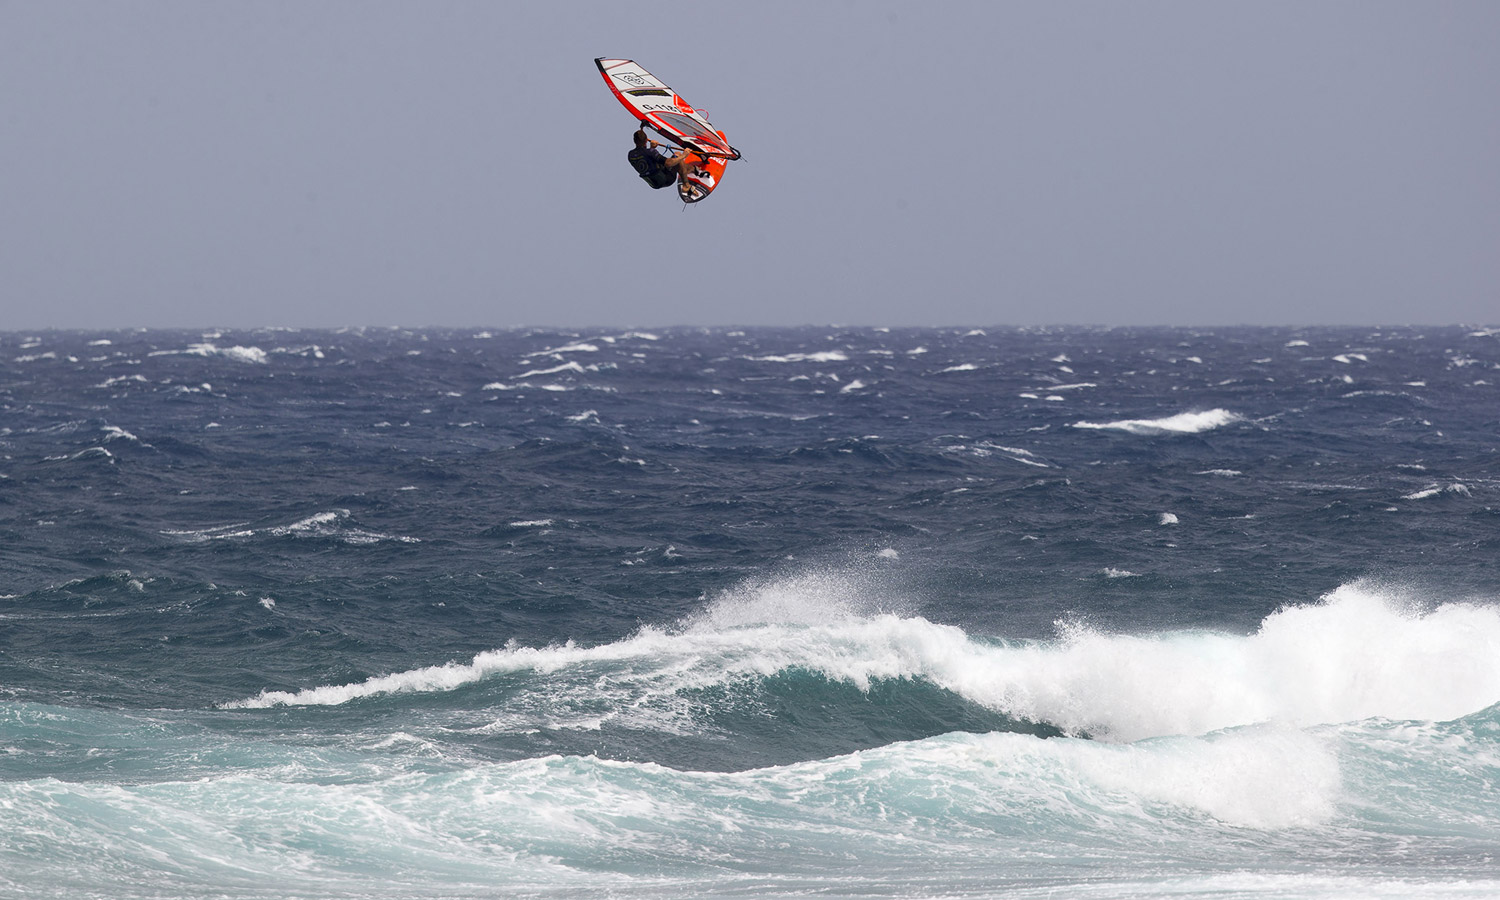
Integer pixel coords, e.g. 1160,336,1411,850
1159,512,1179,525
190,344,269,364
516,361,585,378
990,582,1500,741
1035,724,1340,828
1072,409,1242,435
1402,483,1471,500
281,344,325,358
100,426,142,443
164,510,418,546
271,511,418,544
524,342,599,357
47,447,114,463
747,351,848,363
161,523,255,542
942,443,1048,467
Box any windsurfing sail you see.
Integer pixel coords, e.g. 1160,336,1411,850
596,57,740,203
596,58,739,159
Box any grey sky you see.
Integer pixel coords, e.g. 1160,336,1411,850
3,1,1497,329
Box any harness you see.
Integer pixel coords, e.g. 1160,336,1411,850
628,147,677,189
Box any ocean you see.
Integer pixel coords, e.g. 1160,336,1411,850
2,325,1498,899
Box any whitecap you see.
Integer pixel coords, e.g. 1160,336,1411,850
47,447,114,463
524,342,599,358
1072,409,1242,435
948,442,1051,468
164,510,417,545
194,344,269,364
516,361,585,378
1402,483,1471,500
100,426,142,443
748,351,849,363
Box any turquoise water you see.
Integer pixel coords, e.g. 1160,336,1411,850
2,326,1498,898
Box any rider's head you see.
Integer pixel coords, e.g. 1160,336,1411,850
633,130,648,147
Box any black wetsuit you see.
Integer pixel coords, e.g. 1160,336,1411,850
628,146,677,189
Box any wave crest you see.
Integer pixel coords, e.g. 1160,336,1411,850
1072,409,1243,435
226,576,1500,747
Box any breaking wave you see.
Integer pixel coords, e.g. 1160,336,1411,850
1072,408,1243,435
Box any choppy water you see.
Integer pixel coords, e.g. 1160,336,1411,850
2,326,1498,898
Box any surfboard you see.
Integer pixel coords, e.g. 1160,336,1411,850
596,57,740,203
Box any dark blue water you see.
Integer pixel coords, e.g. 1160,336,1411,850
2,326,1498,898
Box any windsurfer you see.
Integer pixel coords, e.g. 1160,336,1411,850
628,124,698,190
